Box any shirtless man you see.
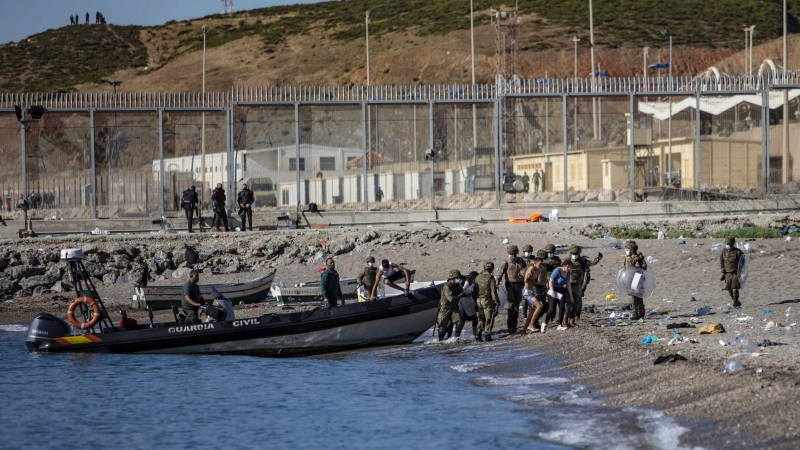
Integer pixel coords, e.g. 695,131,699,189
370,259,412,299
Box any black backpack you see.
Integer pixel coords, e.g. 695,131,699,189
185,246,200,267
181,189,193,206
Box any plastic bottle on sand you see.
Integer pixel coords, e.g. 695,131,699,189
724,360,743,374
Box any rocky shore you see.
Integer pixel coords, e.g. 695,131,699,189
3,213,800,448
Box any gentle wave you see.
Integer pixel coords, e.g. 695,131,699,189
472,374,570,387
0,325,28,332
449,362,495,373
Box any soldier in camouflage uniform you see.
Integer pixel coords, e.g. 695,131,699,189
521,244,536,319
534,250,550,316
580,251,603,300
624,240,648,320
437,269,465,341
498,245,526,334
566,244,591,327
357,256,378,301
474,262,499,341
720,236,744,308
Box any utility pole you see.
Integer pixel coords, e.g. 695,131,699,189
201,25,207,201
783,0,789,184
470,0,478,154
589,0,597,141
366,11,371,171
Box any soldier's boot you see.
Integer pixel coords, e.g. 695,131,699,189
485,333,493,342
475,332,484,342
732,290,741,308
636,300,646,320
630,299,643,321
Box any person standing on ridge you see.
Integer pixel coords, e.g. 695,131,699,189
474,262,499,342
624,240,648,320
720,236,744,308
237,182,254,231
85,12,89,24
497,245,526,334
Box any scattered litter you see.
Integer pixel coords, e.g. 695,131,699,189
502,238,509,244
681,250,690,254
765,321,779,328
718,339,727,346
678,240,686,245
764,308,772,314
756,368,763,374
602,241,625,250
605,294,616,301
91,227,110,235
787,236,793,242
657,230,665,240
696,306,711,316
646,308,658,316
699,323,725,334
760,250,767,254
723,360,743,373
658,315,672,321
666,323,695,329
735,316,753,322
690,297,697,302
548,209,559,222
710,243,723,251
450,227,469,232
641,335,659,344
654,354,687,365
604,306,617,312
760,339,786,347
690,317,704,324
645,256,659,264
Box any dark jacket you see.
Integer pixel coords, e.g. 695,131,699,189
181,189,199,209
211,188,226,212
237,188,254,206
320,267,343,301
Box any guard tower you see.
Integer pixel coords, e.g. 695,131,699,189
626,113,659,187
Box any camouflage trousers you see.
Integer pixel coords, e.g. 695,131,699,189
476,297,496,337
569,283,583,319
437,307,462,341
505,282,524,333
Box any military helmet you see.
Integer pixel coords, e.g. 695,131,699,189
568,244,581,255
507,245,519,255
536,249,547,259
366,256,375,263
523,244,533,252
484,261,495,271
725,236,735,245
544,243,556,253
625,240,638,249
448,269,462,279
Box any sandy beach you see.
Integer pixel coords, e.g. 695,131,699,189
3,216,800,448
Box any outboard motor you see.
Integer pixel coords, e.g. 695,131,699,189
206,286,235,322
26,313,72,352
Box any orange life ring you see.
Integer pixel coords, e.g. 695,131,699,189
67,297,101,329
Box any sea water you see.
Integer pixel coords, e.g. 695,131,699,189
0,325,706,449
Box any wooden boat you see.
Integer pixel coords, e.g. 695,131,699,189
133,270,276,310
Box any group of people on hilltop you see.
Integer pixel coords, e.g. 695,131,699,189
70,12,106,26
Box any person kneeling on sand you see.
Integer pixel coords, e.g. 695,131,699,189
370,259,412,299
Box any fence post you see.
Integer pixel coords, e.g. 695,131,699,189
495,98,502,206
158,108,165,218
429,101,435,210
695,90,701,201
562,93,569,203
762,89,770,195
294,102,301,216
90,109,98,219
362,102,369,211
629,93,635,202
20,120,27,228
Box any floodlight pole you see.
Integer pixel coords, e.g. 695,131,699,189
201,25,207,199
470,0,478,153
589,0,598,140
783,0,789,184
366,11,371,170
20,120,28,229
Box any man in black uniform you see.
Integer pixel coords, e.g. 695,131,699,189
237,183,254,231
181,186,199,233
211,183,229,232
182,270,205,324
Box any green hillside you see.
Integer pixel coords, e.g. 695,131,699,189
1,0,799,92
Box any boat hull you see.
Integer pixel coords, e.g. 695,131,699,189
137,271,276,310
33,286,442,357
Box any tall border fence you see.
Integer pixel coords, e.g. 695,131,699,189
2,73,800,220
